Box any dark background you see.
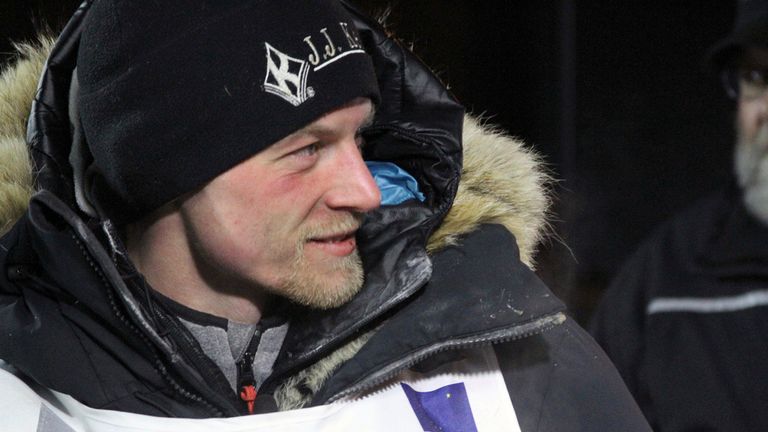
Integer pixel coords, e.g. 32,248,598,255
1,1,737,324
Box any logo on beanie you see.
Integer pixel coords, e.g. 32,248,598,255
263,22,366,106
264,43,313,106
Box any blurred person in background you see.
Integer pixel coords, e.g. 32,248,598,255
591,1,768,430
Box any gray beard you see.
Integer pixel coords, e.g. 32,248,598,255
735,122,768,225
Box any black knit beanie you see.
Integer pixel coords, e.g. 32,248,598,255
77,0,380,224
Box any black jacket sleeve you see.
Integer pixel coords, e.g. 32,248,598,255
498,318,652,432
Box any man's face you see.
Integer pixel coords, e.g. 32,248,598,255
735,47,768,222
179,97,381,309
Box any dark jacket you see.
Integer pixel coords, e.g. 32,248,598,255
591,188,768,431
0,2,649,430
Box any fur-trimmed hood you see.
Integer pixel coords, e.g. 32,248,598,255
0,36,551,266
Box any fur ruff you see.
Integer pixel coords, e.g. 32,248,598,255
0,36,553,410
0,37,54,236
274,330,374,410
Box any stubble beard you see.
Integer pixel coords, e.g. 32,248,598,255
735,122,768,225
280,214,366,309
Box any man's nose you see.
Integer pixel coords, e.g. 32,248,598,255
325,141,381,212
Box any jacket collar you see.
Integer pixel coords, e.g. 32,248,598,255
312,224,565,404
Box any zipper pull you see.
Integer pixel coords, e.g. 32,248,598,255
237,351,257,414
239,384,257,414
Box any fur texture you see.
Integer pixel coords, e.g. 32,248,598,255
0,37,54,236
430,117,551,266
275,330,374,410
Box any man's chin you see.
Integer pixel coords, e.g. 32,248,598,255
281,252,364,309
735,135,768,225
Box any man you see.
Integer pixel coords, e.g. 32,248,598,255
591,1,768,431
0,0,649,430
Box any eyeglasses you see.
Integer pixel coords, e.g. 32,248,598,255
721,67,768,100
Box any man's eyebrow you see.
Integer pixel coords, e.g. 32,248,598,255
293,106,376,137
294,124,333,137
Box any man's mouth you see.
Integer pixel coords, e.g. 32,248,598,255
307,230,358,256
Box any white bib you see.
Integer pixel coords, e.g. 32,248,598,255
1,346,520,432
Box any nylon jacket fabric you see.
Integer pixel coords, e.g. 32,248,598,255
1,1,649,430
591,188,768,431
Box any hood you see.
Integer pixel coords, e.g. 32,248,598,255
0,37,550,267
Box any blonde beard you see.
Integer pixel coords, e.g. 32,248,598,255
279,215,365,309
735,122,768,225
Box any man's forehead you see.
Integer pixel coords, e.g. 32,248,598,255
292,99,375,137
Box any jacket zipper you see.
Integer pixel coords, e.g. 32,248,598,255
237,350,257,414
325,311,566,404
236,328,265,415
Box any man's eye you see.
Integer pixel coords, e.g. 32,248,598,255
292,143,320,158
742,69,768,86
